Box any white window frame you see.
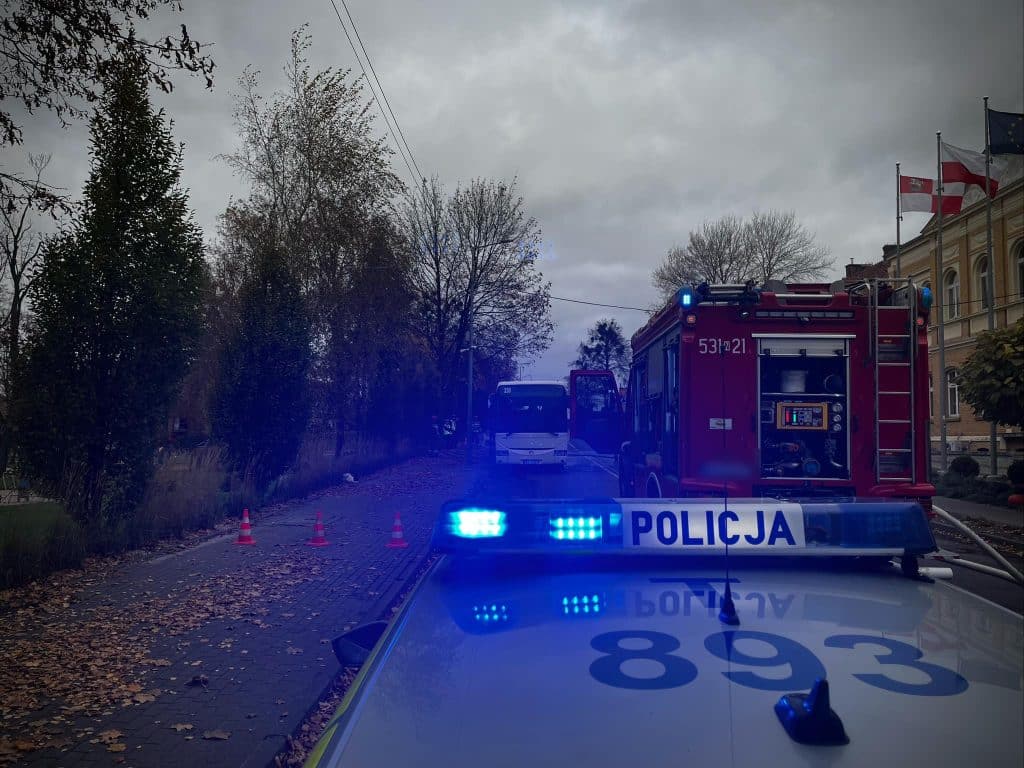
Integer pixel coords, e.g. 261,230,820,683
943,269,960,319
946,368,959,418
975,256,990,311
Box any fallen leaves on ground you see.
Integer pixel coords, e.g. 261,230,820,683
0,454,464,753
0,550,326,745
171,724,193,733
202,730,231,741
273,551,442,768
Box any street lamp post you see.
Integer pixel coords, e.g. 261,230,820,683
465,297,475,465
463,237,516,465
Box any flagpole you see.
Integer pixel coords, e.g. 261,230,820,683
895,162,902,278
935,131,948,472
984,96,998,475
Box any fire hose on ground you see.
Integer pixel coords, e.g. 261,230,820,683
929,505,1024,586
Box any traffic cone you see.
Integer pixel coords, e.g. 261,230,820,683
307,510,329,547
387,512,409,549
234,508,255,546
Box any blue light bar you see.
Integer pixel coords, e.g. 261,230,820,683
435,498,936,556
678,285,694,307
550,515,602,541
449,509,507,538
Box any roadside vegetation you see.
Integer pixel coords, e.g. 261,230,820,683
0,15,553,587
933,454,1020,507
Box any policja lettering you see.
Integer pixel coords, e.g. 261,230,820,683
631,508,797,547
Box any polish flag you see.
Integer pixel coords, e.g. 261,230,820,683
900,175,964,215
941,142,1006,197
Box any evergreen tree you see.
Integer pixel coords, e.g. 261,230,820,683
15,59,205,539
572,319,631,385
211,242,311,481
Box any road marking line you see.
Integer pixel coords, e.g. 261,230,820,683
583,455,618,478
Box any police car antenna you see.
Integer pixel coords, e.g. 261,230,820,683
717,344,740,626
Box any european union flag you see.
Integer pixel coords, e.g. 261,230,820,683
988,108,1024,155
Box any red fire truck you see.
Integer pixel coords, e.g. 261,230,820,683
618,278,936,511
568,369,623,454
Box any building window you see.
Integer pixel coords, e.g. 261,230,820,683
943,270,960,319
975,257,990,311
946,368,959,418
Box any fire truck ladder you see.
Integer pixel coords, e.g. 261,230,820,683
863,277,918,484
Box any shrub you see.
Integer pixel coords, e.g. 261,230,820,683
0,503,85,588
948,455,980,478
1007,459,1024,488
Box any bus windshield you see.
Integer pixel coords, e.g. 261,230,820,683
491,384,568,434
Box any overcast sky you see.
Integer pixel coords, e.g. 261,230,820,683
8,0,1024,379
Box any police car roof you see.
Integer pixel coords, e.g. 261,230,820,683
314,558,1022,767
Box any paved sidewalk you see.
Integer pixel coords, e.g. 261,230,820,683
0,453,473,767
933,496,1023,528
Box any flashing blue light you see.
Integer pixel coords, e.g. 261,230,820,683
921,286,933,309
678,286,694,307
450,509,507,538
473,603,509,624
561,592,603,617
550,515,602,541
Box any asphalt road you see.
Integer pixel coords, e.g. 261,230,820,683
464,448,1022,615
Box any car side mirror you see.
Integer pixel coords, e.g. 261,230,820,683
331,621,388,666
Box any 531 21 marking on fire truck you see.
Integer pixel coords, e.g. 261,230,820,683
697,337,748,354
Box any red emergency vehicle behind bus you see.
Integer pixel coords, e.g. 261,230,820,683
618,278,935,511
568,369,622,454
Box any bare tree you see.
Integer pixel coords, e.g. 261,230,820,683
1,154,50,388
405,176,553,409
653,215,749,300
653,210,832,301
744,210,831,285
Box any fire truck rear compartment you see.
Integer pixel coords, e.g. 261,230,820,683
757,336,850,481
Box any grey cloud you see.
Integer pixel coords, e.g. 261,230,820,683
4,0,1022,378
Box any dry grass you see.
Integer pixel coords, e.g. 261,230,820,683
137,446,246,539
138,434,419,540
265,434,416,503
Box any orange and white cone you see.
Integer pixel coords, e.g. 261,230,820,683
387,512,409,549
307,510,329,547
234,508,255,546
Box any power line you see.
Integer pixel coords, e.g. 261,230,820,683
339,0,423,182
326,0,419,187
550,294,654,312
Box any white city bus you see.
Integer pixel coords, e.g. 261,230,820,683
489,381,569,467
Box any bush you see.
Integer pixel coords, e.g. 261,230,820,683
0,503,85,588
948,455,980,478
1007,459,1024,488
136,446,238,540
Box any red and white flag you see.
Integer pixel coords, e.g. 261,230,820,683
941,142,1006,197
899,174,964,215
